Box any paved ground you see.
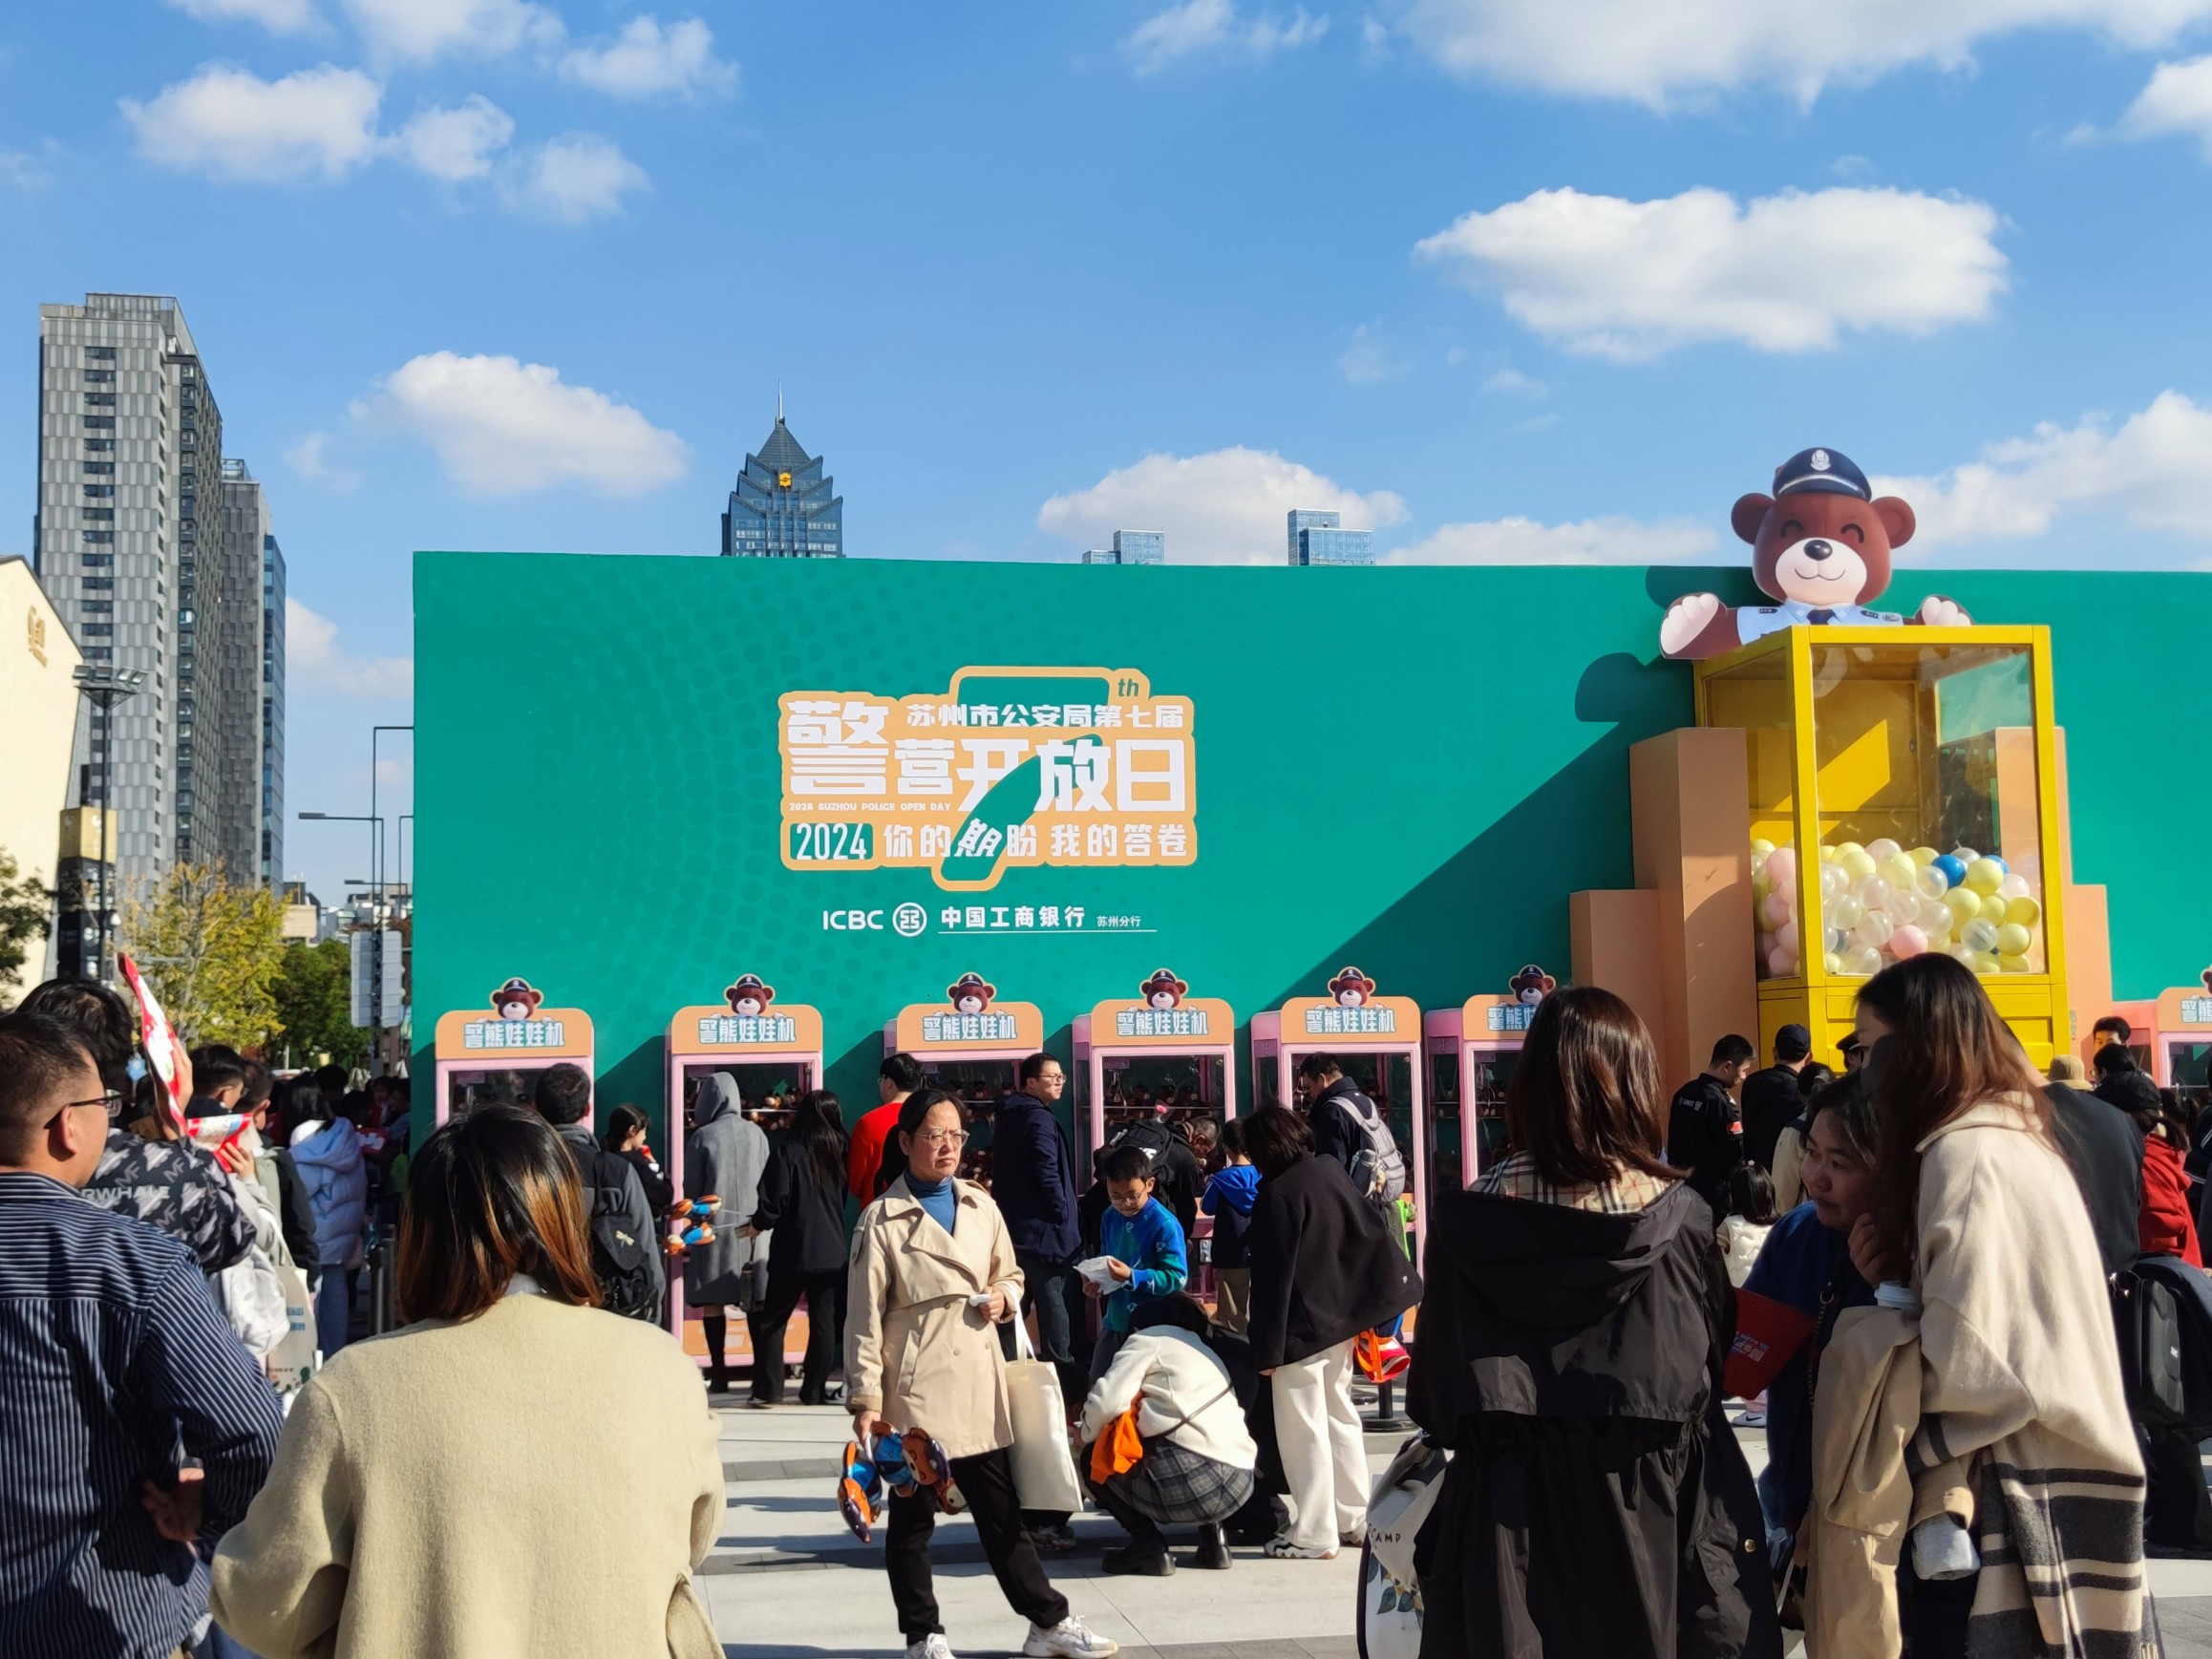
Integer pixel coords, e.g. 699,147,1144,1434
704,1397,2212,1658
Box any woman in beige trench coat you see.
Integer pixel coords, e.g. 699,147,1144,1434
846,1087,1118,1659
208,1107,726,1659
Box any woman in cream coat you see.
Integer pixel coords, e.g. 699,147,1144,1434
210,1107,726,1659
846,1088,1117,1659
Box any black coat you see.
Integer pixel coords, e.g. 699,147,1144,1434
752,1138,848,1278
1738,1064,1802,1173
619,1145,675,1218
1667,1075,1743,1212
2050,1081,2147,1279
1244,1155,1420,1371
1407,1180,1776,1659
1306,1074,1375,1180
991,1092,1080,1262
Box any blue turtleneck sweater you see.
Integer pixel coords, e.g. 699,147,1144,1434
907,1173,957,1236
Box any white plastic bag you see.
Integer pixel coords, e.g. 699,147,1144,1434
216,1244,290,1359
1003,1317,1084,1515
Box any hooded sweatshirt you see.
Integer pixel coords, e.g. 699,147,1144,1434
683,1074,769,1306
1202,1163,1259,1269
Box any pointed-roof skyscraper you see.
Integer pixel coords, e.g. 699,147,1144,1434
720,402,844,558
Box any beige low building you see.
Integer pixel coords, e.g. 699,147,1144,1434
0,558,83,999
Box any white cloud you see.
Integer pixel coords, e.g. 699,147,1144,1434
166,0,318,30
287,599,414,698
1338,323,1407,384
1039,447,1405,564
1387,0,2212,107
1481,367,1546,396
121,63,382,182
1388,515,1716,564
560,15,737,100
0,147,52,189
359,351,690,496
1875,391,2212,561
389,95,514,181
1415,185,2006,361
340,0,561,62
2119,55,2212,158
1123,0,1329,74
500,134,650,222
284,431,364,492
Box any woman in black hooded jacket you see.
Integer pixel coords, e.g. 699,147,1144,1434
1405,987,1776,1659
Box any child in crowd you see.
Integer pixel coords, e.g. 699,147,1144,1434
1716,1162,1776,1287
1088,1142,1188,1379
1200,1120,1258,1335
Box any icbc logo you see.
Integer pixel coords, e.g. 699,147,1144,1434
821,909,885,931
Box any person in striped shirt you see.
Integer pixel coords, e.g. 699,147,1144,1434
0,1010,284,1659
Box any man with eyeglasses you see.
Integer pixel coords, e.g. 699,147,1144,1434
0,1010,284,1659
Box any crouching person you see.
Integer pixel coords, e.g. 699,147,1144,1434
1078,1294,1258,1576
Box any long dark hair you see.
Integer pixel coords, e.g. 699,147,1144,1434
599,1102,649,1154
792,1089,848,1192
1861,954,2051,1272
1504,985,1671,1186
396,1106,601,1323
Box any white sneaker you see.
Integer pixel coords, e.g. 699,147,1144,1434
1023,1615,1120,1656
904,1636,954,1659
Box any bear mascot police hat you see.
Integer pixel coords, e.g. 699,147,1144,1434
946,972,997,1009
1659,447,1970,662
491,977,543,1018
1509,965,1556,1007
1139,968,1188,1007
725,974,776,1012
1328,966,1377,1003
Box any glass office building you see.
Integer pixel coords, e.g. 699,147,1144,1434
720,411,844,558
1287,509,1373,565
1082,529,1165,564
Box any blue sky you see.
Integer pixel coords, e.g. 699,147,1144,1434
6,0,2212,900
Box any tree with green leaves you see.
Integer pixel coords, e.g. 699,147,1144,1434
271,937,371,1070
118,861,286,1049
0,846,52,986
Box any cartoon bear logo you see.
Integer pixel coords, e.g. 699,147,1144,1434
1328,967,1377,1008
946,972,997,1015
1139,969,1188,1010
491,978,542,1022
1509,965,1556,1008
725,975,775,1017
1660,447,1971,662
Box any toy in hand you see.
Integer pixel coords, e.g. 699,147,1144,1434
1661,448,1970,662
837,1428,954,1542
665,1195,718,1256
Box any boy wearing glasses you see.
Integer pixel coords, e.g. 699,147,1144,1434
1086,1142,1188,1382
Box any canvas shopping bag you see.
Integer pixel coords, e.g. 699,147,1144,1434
1004,1317,1085,1514
265,1263,320,1397
1359,1434,1449,1659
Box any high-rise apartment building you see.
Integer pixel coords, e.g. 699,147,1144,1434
720,404,843,558
261,531,285,888
33,294,277,894
1082,529,1165,564
1287,508,1373,565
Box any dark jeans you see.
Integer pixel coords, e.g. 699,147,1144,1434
885,1445,1070,1642
1013,1249,1090,1396
1899,1555,1976,1657
748,1269,840,1404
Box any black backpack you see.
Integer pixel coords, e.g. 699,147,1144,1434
2116,1253,2212,1436
577,1144,658,1320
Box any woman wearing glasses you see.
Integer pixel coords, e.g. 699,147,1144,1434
846,1088,1118,1659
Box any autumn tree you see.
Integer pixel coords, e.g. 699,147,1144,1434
271,937,371,1070
0,846,51,986
119,861,286,1049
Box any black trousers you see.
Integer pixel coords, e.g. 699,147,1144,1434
885,1446,1070,1642
1014,1249,1090,1395
747,1269,840,1404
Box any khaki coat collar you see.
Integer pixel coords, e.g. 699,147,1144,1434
877,1176,996,1288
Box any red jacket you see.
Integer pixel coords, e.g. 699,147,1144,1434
2139,1135,2202,1267
845,1100,902,1202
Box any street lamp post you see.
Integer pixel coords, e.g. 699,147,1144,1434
71,665,146,985
371,726,412,909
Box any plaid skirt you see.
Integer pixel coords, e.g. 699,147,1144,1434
1103,1437,1255,1525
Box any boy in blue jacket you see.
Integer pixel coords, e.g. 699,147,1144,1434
1087,1140,1187,1380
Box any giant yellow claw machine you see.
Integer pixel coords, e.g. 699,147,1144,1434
1694,626,2069,1070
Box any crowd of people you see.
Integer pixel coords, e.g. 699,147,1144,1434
2,956,2194,1659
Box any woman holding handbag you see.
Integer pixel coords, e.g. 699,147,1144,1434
1077,1293,1257,1576
846,1089,1117,1659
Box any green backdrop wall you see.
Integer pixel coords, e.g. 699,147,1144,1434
412,554,2211,1139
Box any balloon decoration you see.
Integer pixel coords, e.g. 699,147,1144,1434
1752,838,2044,981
